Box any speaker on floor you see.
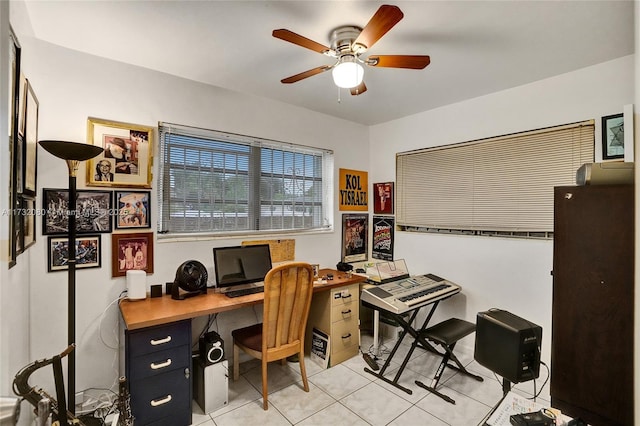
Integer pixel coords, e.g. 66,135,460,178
199,331,224,365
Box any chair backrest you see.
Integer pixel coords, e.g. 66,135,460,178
262,262,314,355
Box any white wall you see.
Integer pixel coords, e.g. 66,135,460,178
369,55,635,376
14,35,368,396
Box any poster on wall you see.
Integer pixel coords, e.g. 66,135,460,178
372,216,394,261
339,168,368,211
341,213,368,263
373,182,394,214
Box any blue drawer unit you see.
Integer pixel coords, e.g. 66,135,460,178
125,320,192,425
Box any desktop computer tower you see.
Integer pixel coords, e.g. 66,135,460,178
193,357,228,413
474,309,542,384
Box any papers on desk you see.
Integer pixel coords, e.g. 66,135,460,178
310,328,330,369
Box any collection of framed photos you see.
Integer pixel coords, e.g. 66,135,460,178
44,117,155,277
8,27,39,267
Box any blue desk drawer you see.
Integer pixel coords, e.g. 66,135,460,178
129,344,191,381
128,321,190,357
130,368,191,425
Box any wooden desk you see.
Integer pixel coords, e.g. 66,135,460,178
119,269,365,425
120,269,365,330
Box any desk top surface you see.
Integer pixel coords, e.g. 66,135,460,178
120,268,365,330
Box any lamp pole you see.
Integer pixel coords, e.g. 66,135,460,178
39,141,103,415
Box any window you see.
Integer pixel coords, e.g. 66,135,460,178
158,123,333,236
396,120,594,238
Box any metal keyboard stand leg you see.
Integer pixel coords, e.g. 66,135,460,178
363,302,441,395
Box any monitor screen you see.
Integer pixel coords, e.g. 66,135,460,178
213,245,272,289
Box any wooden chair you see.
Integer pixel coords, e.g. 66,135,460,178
232,262,314,410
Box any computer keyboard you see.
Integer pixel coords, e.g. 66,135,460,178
224,286,264,298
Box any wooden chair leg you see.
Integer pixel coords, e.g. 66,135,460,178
262,359,269,410
298,350,309,392
233,343,239,381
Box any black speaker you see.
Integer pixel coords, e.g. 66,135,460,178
199,331,224,365
474,309,542,384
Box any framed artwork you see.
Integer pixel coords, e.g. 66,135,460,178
111,232,154,277
42,188,112,235
339,168,368,211
23,82,39,196
86,117,154,188
341,213,368,263
372,216,394,261
373,182,394,214
17,73,27,137
114,190,151,229
601,113,624,160
8,26,21,268
48,235,101,272
311,264,320,278
22,196,36,251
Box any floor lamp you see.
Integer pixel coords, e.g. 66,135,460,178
38,140,103,415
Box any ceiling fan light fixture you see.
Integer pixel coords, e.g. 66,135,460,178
332,55,364,89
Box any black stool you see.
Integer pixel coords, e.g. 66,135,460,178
415,318,484,404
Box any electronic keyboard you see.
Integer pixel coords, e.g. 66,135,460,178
360,273,461,314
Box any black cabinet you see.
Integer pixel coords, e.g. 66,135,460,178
551,185,634,426
125,320,192,425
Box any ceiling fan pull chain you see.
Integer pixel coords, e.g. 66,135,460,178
337,86,341,104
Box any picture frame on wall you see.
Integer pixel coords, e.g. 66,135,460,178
111,232,154,277
86,117,154,188
373,182,394,215
114,190,151,229
23,82,39,196
372,216,394,261
8,26,22,268
22,196,36,251
341,213,368,263
42,188,112,235
602,113,624,160
48,235,101,272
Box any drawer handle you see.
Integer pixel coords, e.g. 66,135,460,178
150,336,172,346
342,294,352,299
341,333,352,339
150,359,172,370
150,394,172,407
341,309,352,315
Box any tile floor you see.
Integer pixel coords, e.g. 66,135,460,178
190,334,551,426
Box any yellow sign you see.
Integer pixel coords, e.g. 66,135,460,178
339,168,368,211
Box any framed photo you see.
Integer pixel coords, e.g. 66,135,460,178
8,27,22,268
373,182,394,214
372,216,394,261
602,113,624,160
48,235,101,272
22,196,36,251
42,188,112,235
23,82,39,196
114,190,151,229
86,117,154,188
341,213,368,263
311,264,320,278
111,232,154,277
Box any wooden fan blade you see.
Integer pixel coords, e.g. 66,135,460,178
273,29,331,54
353,5,404,50
281,65,332,84
350,81,367,96
367,55,431,69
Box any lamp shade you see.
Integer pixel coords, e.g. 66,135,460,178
332,56,364,89
39,140,103,161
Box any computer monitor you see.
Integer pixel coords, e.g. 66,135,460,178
212,245,272,292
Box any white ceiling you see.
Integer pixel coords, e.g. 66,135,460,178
20,1,635,126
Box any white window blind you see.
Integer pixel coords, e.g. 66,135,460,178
396,120,594,237
158,122,333,236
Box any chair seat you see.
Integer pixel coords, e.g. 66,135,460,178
422,318,475,346
232,323,263,352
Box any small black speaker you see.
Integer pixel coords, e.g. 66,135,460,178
199,331,224,365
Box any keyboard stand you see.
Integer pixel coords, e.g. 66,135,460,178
363,300,443,395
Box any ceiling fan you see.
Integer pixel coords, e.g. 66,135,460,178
273,4,430,96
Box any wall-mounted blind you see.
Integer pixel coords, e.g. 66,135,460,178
396,120,594,236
